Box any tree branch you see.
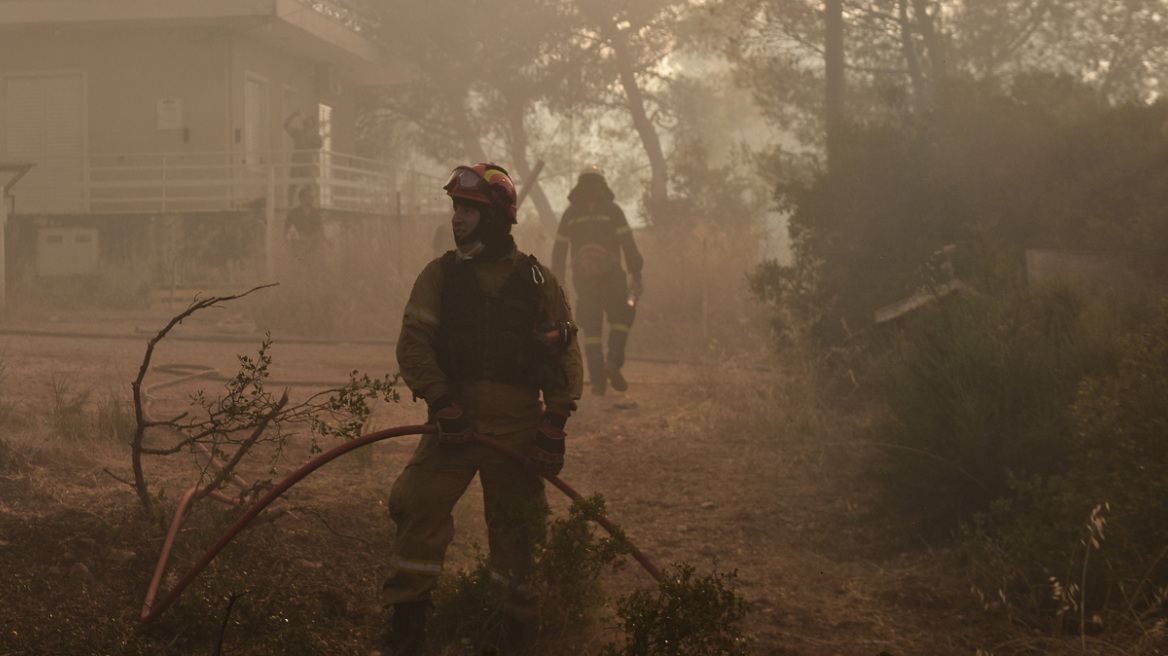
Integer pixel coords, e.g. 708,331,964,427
130,285,277,515
193,391,290,504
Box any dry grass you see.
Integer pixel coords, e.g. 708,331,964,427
1,322,1134,655
1,382,133,474
688,348,837,440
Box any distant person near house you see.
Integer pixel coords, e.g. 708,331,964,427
283,109,323,206
285,185,326,256
552,166,644,396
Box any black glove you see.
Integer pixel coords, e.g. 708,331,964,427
629,272,644,298
526,412,567,477
429,395,473,446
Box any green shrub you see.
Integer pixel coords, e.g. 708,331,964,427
601,563,752,656
429,494,632,653
872,283,1129,535
754,76,1168,347
427,497,755,654
963,300,1168,630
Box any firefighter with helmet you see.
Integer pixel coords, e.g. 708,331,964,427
552,166,644,395
372,163,584,656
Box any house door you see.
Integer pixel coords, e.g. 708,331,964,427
243,74,269,167
3,72,86,214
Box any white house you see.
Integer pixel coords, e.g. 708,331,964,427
0,0,435,305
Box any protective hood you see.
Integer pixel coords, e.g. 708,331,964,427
567,174,615,205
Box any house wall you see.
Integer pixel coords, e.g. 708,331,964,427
0,27,228,157
0,25,359,160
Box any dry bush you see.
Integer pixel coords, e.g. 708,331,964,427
0,383,135,477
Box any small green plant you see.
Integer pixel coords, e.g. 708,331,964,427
533,494,633,622
601,562,753,656
430,494,633,653
430,552,515,651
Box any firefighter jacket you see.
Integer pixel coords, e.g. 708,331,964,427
551,179,643,286
397,244,583,435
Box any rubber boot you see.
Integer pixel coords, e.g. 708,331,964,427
369,601,428,656
585,342,606,396
605,329,629,392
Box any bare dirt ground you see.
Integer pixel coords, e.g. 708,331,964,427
0,309,1022,655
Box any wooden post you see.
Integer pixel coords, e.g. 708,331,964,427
0,192,7,316
168,258,177,311
265,163,277,282
701,236,709,346
0,164,34,317
395,190,403,276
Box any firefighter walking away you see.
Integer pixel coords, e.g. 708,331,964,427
552,166,644,395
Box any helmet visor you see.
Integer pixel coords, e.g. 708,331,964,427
444,167,483,193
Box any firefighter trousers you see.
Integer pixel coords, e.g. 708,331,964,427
382,428,546,620
575,271,635,387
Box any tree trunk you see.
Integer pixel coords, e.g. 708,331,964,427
911,0,947,90
824,0,845,169
898,0,929,115
608,27,669,219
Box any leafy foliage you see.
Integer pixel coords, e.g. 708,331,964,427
430,494,633,653
723,0,1168,158
872,283,1131,535
430,494,753,655
753,75,1168,344
533,494,633,624
963,301,1168,631
601,563,752,656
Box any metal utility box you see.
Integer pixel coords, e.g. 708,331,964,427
36,227,99,276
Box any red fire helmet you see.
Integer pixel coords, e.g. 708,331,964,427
443,163,518,223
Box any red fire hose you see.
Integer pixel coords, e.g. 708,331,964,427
139,424,663,624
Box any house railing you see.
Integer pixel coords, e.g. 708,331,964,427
85,149,392,214
9,149,448,217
